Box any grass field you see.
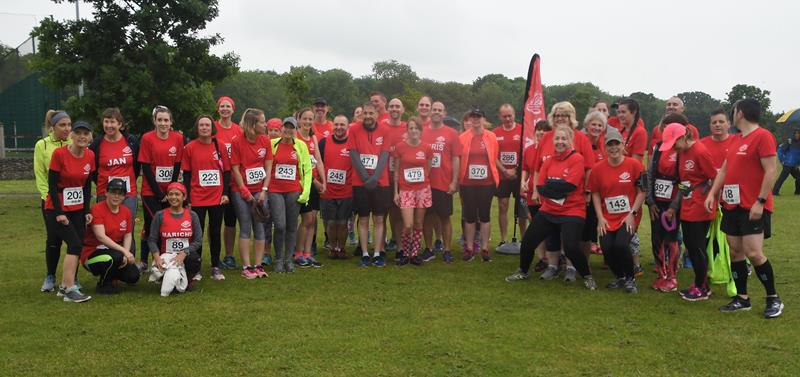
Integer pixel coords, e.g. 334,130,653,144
1,179,798,376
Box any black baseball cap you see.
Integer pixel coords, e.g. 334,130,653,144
469,108,486,118
72,121,92,132
107,178,127,193
313,97,327,106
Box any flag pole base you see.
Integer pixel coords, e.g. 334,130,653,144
496,242,521,255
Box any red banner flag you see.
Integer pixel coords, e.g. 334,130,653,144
522,54,544,149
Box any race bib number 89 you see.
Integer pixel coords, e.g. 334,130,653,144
166,238,189,253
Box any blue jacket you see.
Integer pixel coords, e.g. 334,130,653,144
777,141,800,167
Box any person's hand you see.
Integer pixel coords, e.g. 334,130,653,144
256,192,266,205
447,181,458,195
597,216,608,237
624,213,637,233
56,215,69,225
649,204,659,220
749,202,764,221
240,187,253,202
394,193,401,207
530,189,540,205
703,194,716,213
153,255,165,272
121,251,135,267
220,195,230,205
584,192,591,204
174,252,187,266
520,182,528,198
315,181,327,195
85,213,93,224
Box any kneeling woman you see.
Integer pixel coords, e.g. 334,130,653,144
80,178,140,294
392,117,432,265
147,183,203,296
506,125,596,289
589,128,646,293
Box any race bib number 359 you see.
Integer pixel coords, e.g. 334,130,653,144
245,167,266,185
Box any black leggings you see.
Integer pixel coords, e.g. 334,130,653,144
84,249,140,287
193,205,224,268
141,195,168,262
460,185,494,223
600,227,635,279
519,213,590,276
44,210,86,275
681,220,710,287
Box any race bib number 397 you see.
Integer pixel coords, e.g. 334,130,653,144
654,179,674,199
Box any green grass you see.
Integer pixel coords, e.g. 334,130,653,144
1,179,798,376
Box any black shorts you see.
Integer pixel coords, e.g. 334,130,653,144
721,207,772,239
581,203,598,242
496,178,521,198
352,186,391,217
426,189,454,217
460,185,495,223
223,202,237,227
320,198,353,222
300,187,321,214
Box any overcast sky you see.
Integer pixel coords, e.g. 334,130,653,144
2,0,798,112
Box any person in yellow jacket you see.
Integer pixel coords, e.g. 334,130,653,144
268,116,312,273
34,110,74,292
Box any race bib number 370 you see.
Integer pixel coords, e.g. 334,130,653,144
468,164,488,180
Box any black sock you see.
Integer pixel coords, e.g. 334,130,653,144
754,260,777,296
731,260,749,296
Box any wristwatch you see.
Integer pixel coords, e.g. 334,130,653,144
757,197,767,204
631,209,638,216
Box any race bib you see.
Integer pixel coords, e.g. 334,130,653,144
500,151,518,165
681,180,692,199
360,154,378,170
224,143,232,158
403,167,425,183
198,169,220,187
155,166,173,183
468,164,488,180
327,168,346,185
722,184,740,205
63,187,84,206
431,153,441,168
654,179,674,199
166,238,189,254
109,176,131,192
604,195,631,214
275,164,297,181
245,167,266,185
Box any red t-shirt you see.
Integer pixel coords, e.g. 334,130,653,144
320,136,352,199
393,140,432,191
312,120,333,139
653,149,680,203
46,146,95,212
96,137,137,197
700,135,734,171
80,201,132,263
383,120,407,175
213,121,243,160
138,130,184,196
462,134,494,186
181,139,231,207
297,133,319,179
159,209,193,255
721,127,776,212
537,151,586,218
230,134,273,193
677,142,717,221
534,130,596,172
493,123,522,176
620,125,647,158
346,122,390,187
522,143,539,205
270,142,302,193
587,135,606,163
588,157,644,231
423,125,462,192
651,124,701,153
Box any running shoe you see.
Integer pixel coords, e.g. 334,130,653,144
74,278,82,291
57,286,66,297
563,267,577,282
192,272,203,281
241,267,259,280
394,250,404,263
211,267,226,281
719,296,752,313
273,261,285,273
255,265,269,278
307,256,322,268
496,241,506,249
433,239,444,253
409,255,423,266
359,255,371,267
221,255,238,270
62,286,92,302
372,253,386,267
764,297,784,319
397,256,409,266
584,276,597,291
324,241,332,251
539,266,559,280
661,279,678,292
533,259,548,272
136,261,149,274
420,248,435,262
386,239,397,252
261,254,272,266
681,286,710,301
633,264,644,278
41,274,56,292
623,277,638,294
284,260,295,273
505,269,529,282
481,250,492,262
295,256,311,268
442,251,454,263
606,277,626,289
96,284,120,295
590,243,602,255
462,250,475,262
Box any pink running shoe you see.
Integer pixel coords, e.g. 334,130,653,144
241,267,258,280
255,265,269,278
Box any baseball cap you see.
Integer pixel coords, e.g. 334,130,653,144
604,127,624,145
107,178,127,193
72,121,92,132
282,117,298,128
267,118,282,130
468,108,486,118
659,123,688,151
313,97,327,106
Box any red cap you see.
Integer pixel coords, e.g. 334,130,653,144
659,123,688,151
267,118,282,130
166,182,186,196
216,96,235,111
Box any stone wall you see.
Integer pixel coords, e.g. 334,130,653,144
0,158,34,180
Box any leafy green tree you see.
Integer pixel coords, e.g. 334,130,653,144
724,84,777,134
213,70,286,121
307,68,360,118
281,66,311,117
627,92,664,133
31,0,238,133
371,60,419,99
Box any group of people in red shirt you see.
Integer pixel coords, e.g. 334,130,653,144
36,92,784,318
